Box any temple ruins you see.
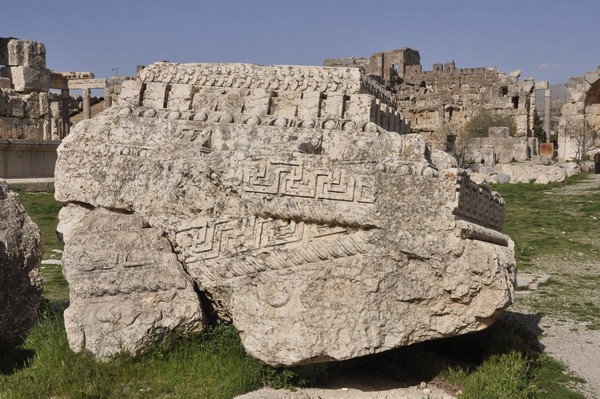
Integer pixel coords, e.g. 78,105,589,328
55,61,516,366
558,67,600,160
325,48,549,163
0,37,122,180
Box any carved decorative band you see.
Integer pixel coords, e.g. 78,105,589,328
454,174,505,231
242,160,376,203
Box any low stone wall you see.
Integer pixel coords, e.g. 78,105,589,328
0,139,59,178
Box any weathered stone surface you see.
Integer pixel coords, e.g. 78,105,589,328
0,38,46,68
0,66,50,92
326,49,537,144
0,178,43,345
0,117,45,139
57,205,205,359
55,62,515,366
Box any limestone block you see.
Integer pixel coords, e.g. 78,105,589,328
322,93,344,119
584,71,600,86
0,179,43,346
0,38,46,68
273,91,301,119
0,117,44,140
298,91,321,122
55,62,515,366
566,77,591,94
0,66,50,92
243,89,270,116
119,80,144,106
6,96,25,118
142,82,168,109
167,84,193,111
345,94,375,123
23,92,49,118
58,205,205,359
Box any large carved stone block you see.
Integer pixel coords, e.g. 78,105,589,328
55,62,515,366
0,179,43,346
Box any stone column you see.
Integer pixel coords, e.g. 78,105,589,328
544,89,551,143
104,86,112,109
82,88,91,119
60,89,71,138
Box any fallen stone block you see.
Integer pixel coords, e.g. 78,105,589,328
55,62,516,366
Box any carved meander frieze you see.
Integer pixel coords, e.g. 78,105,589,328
174,216,369,279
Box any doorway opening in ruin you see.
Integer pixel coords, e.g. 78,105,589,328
512,96,519,109
585,80,600,130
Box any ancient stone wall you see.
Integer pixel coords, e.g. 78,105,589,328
558,67,600,160
0,38,51,140
326,49,538,149
56,61,515,366
466,127,538,165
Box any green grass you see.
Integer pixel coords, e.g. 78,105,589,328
493,173,600,270
0,313,267,399
14,190,63,260
2,310,584,399
15,190,67,303
2,185,589,398
529,277,600,329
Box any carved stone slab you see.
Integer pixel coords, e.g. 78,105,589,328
55,62,515,366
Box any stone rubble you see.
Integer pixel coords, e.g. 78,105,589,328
55,62,516,366
467,162,581,185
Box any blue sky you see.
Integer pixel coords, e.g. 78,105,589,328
2,0,598,84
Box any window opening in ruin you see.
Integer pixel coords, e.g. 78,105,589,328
499,86,508,96
512,96,519,109
447,107,453,121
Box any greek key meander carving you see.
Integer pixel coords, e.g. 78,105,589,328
454,175,505,232
242,160,376,203
174,217,363,267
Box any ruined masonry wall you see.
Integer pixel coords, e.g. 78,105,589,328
0,38,51,140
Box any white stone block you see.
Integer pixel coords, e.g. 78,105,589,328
0,66,50,92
